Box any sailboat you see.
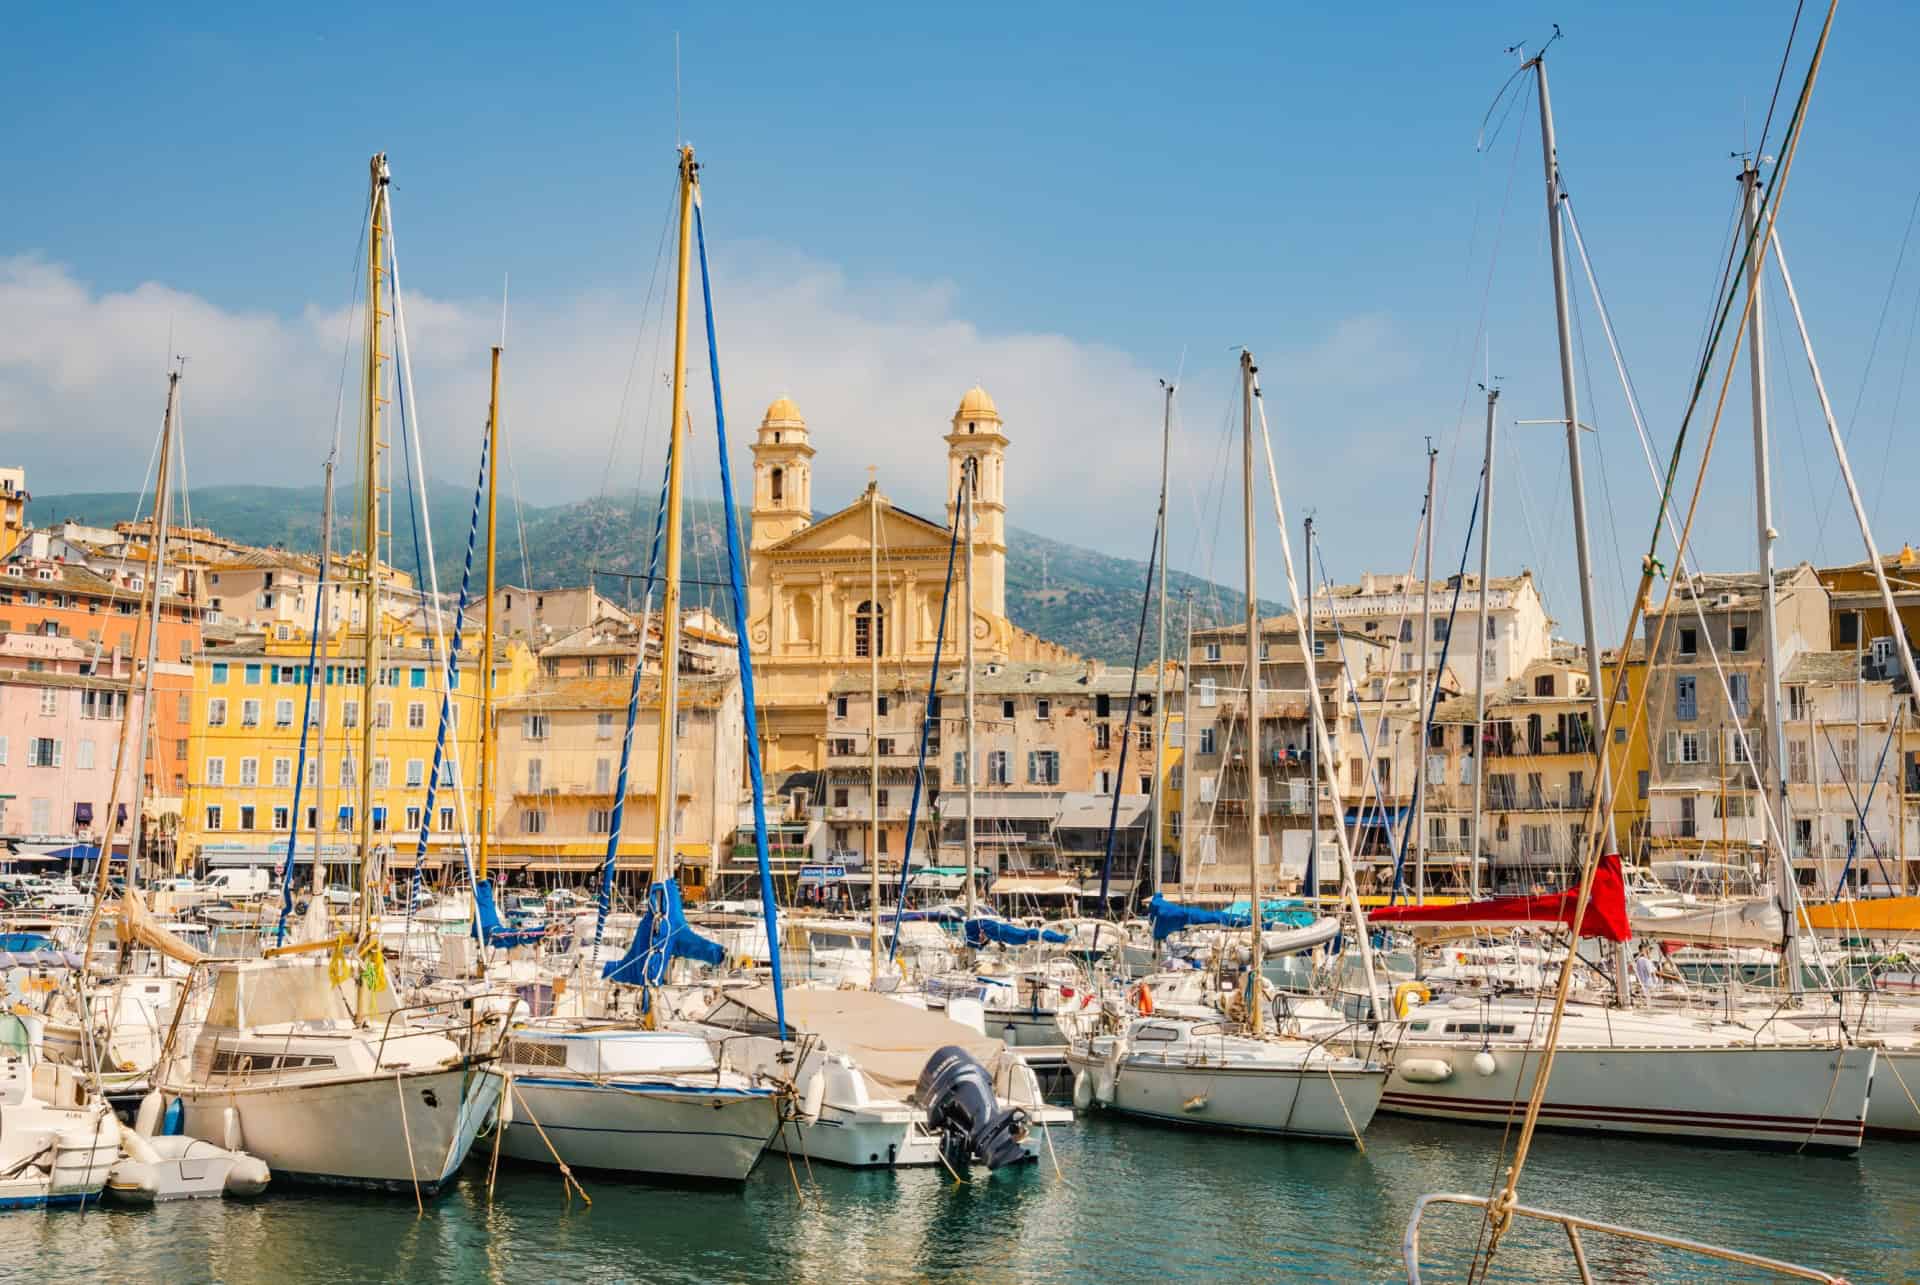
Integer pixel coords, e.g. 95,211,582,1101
153,155,503,1195
1067,352,1387,1142
485,144,783,1185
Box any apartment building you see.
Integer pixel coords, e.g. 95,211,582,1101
0,467,27,558
1308,570,1554,691
0,632,142,855
1781,650,1910,894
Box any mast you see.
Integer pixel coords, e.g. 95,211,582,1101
1471,387,1499,898
1179,592,1194,889
1305,517,1318,901
1240,349,1265,1036
477,345,502,883
125,372,178,889
1152,381,1174,897
1416,440,1436,903
868,481,881,985
962,459,978,923
1741,160,1799,987
1530,53,1616,856
652,145,698,887
354,152,391,1019
310,456,335,901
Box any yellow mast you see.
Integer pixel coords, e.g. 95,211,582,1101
869,479,881,986
477,345,502,882
355,153,391,1020
651,146,697,884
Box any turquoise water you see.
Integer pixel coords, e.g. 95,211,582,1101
2,1116,1914,1282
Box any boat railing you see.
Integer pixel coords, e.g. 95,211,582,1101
1403,1192,1846,1284
372,992,520,1070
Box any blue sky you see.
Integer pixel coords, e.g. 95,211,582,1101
5,1,1918,638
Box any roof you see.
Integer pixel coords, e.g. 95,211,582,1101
498,673,734,713
1055,792,1149,829
933,659,1161,696
1783,650,1868,684
954,386,1000,422
761,396,805,428
936,793,1061,822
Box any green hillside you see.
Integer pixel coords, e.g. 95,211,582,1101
27,485,1276,663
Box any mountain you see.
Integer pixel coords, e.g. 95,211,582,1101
26,484,1278,663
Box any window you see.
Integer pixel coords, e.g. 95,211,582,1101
410,667,426,689
541,657,560,678
406,759,425,788
275,698,294,727
521,810,547,835
1727,673,1749,718
343,700,359,729
1786,685,1807,721
950,752,969,785
405,806,422,831
1036,698,1051,720
239,757,259,786
830,737,855,756
1666,730,1706,765
208,697,227,727
833,696,849,719
240,699,261,727
1200,726,1217,755
595,758,612,794
407,702,426,730
1788,739,1810,784
372,758,390,788
1002,699,1016,721
1534,674,1554,697
1398,620,1413,643
211,662,228,684
339,756,356,789
609,656,628,678
597,712,616,740
305,760,318,787
273,757,292,787
205,806,223,832
439,807,454,831
1029,749,1061,785
525,713,549,741
877,695,890,716
239,805,255,831
1198,774,1217,803
76,739,95,770
273,806,290,831
526,759,543,793
1097,769,1113,794
1674,675,1697,721
1678,627,1698,657
1204,642,1221,661
1139,725,1153,751
1095,723,1111,750
1096,693,1112,718
1197,678,1216,708
1731,624,1749,653
206,757,225,785
245,663,262,684
589,808,615,835
877,788,890,809
1838,611,1860,647
877,829,890,854
1433,618,1450,642
1377,757,1392,791
988,750,1010,784
854,600,884,658
375,701,392,730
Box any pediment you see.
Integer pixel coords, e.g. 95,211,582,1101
766,495,954,558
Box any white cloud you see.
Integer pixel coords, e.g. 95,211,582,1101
0,249,1416,583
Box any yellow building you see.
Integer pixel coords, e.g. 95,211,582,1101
1599,643,1652,860
182,617,532,877
743,390,1075,776
0,467,26,558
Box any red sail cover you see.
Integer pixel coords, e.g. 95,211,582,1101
1369,853,1631,942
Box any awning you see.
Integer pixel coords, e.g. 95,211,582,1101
989,875,1080,897
936,795,1062,822
73,802,94,826
522,857,608,873
1345,806,1410,825
1054,792,1149,829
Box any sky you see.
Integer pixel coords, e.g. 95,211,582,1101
5,1,1920,642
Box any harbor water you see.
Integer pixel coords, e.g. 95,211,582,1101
3,1114,1915,1283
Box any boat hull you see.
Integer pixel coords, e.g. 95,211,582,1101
172,1064,499,1194
1068,1048,1383,1141
1379,1043,1875,1152
494,1073,778,1183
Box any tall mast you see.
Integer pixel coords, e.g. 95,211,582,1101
1305,518,1317,901
1416,441,1436,903
1179,592,1193,889
1741,162,1798,989
1240,349,1265,1036
126,371,178,889
868,481,881,985
1530,54,1616,858
354,152,392,1018
477,345,502,883
1152,381,1174,897
962,459,978,923
652,146,698,886
1471,387,1499,898
310,456,335,901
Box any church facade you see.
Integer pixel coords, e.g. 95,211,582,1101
745,387,1076,774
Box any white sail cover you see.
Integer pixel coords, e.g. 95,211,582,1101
1630,897,1784,947
723,987,1008,1100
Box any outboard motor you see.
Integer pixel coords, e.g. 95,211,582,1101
915,1045,1030,1172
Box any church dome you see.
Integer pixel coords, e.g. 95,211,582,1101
760,396,806,430
953,385,1001,426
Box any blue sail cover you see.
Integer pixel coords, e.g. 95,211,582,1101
964,918,1069,948
604,877,726,985
1148,894,1314,941
472,878,543,948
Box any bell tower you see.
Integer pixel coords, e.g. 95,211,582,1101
751,396,813,550
945,385,1008,615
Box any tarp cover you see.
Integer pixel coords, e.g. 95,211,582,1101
472,878,544,948
115,889,208,966
1147,894,1318,942
1632,897,1784,946
720,986,1006,1100
604,877,726,985
1368,853,1631,942
964,918,1068,948
1797,895,1920,937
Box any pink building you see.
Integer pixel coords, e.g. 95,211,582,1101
0,633,142,849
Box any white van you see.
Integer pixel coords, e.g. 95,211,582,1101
203,868,272,897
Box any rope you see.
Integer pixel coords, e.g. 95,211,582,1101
395,1071,423,1217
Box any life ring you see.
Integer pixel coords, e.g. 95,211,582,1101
1393,981,1431,1020
1133,982,1154,1016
